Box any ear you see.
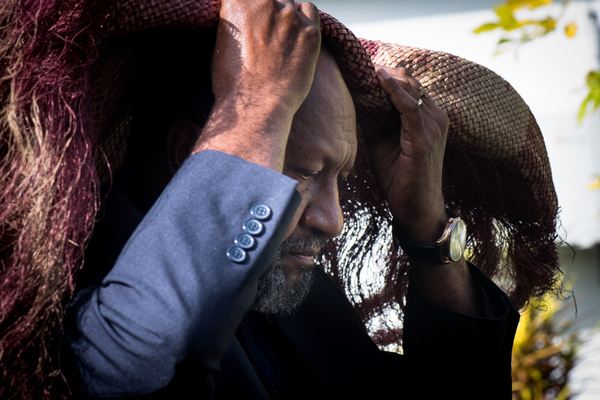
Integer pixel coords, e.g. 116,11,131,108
166,120,201,174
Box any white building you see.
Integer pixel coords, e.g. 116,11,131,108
307,0,600,398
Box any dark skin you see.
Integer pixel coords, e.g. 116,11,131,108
278,49,356,283
193,0,321,171
191,0,481,316
372,67,480,316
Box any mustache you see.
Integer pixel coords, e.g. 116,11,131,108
279,234,329,255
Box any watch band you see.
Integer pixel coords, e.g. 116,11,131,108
392,220,446,264
391,208,461,265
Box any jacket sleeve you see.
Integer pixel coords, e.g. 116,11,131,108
66,150,300,398
402,263,520,399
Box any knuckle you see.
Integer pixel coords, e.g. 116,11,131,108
303,23,321,39
256,0,274,10
397,78,414,91
386,68,403,80
382,77,401,94
300,1,319,17
280,4,297,19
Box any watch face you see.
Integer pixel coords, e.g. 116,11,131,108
449,218,467,261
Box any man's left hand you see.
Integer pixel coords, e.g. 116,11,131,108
363,66,482,316
365,66,449,244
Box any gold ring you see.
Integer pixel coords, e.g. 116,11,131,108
417,98,423,106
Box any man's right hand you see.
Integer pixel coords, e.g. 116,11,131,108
213,0,321,118
192,0,321,173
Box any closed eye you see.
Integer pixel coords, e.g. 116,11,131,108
296,169,319,181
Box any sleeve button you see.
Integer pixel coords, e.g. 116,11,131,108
243,219,264,236
226,246,247,263
250,203,272,221
234,233,255,250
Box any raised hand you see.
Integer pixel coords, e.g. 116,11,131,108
364,66,481,315
366,66,449,243
193,0,321,172
213,0,321,117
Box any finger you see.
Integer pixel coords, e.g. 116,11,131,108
379,66,434,107
395,67,423,96
377,67,424,129
378,66,438,115
376,66,449,146
396,73,434,114
378,66,422,97
276,0,296,8
298,1,320,26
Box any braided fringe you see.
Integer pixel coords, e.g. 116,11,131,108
0,1,110,398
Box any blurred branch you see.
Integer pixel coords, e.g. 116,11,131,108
579,70,600,122
474,0,600,124
512,295,582,399
473,0,574,53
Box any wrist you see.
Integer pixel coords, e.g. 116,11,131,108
192,98,294,172
391,205,448,243
392,208,467,265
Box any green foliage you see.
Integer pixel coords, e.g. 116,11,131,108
512,296,581,400
473,0,572,53
578,70,600,123
475,0,600,123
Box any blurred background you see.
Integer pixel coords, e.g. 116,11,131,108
305,0,600,398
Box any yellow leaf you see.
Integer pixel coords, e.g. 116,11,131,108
539,17,558,32
556,385,571,400
505,0,553,11
505,0,527,11
580,71,600,122
521,344,564,367
495,4,520,30
586,70,600,87
565,22,577,38
473,22,500,34
530,0,553,9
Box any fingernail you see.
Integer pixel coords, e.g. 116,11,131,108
378,68,390,80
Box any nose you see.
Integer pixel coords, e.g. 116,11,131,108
300,181,344,239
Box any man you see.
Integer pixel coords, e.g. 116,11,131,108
65,0,518,398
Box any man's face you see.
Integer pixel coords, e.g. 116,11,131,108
252,50,357,315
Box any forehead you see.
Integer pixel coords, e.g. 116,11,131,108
287,50,357,163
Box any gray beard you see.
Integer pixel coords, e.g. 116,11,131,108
251,235,327,316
